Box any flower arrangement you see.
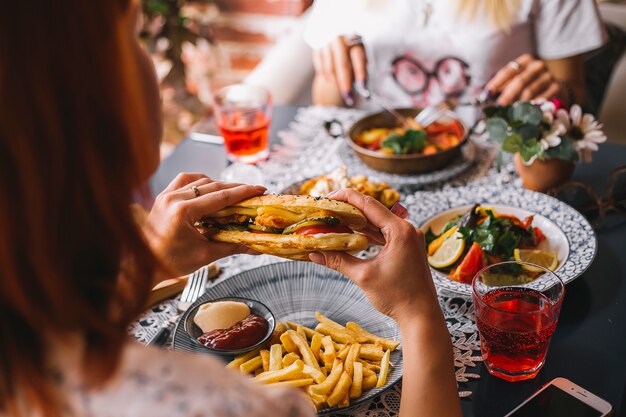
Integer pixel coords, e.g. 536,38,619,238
484,100,606,165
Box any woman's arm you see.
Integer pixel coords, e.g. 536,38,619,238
310,190,462,417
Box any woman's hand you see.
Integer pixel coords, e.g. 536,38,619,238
311,189,461,417
308,189,439,323
144,173,266,278
486,53,565,105
312,35,368,107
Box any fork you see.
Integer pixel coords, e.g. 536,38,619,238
413,101,456,127
147,266,209,346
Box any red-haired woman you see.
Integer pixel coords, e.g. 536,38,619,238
0,1,459,416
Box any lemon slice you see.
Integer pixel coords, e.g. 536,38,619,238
514,249,558,272
428,231,465,268
427,226,458,256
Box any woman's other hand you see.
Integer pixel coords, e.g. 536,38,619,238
308,189,438,323
145,173,266,277
312,35,368,107
486,53,566,105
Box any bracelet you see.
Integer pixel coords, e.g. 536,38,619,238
558,80,576,107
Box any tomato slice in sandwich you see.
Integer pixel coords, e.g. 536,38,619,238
294,225,354,235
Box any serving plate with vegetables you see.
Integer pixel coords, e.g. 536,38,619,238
422,204,570,295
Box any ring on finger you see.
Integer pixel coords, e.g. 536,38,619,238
507,60,522,74
190,185,201,198
345,34,363,49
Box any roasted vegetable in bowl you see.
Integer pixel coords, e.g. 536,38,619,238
425,204,557,284
354,120,463,156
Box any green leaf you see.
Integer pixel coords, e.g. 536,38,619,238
381,129,427,155
425,228,438,246
544,135,579,162
483,105,510,119
502,133,523,153
508,102,543,125
486,117,509,142
517,123,541,141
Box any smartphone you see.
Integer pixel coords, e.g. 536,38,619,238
504,377,613,417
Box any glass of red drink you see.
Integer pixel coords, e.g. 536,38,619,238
213,84,272,164
472,261,565,382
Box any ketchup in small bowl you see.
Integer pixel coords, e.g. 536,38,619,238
184,297,275,356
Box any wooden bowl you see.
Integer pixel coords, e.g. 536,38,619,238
347,108,468,174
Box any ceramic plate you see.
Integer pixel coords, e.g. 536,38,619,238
172,261,402,415
337,140,476,187
406,185,597,296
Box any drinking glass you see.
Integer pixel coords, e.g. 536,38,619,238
213,84,272,164
472,261,565,382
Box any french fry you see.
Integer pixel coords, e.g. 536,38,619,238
349,362,363,399
303,364,326,384
240,356,263,374
338,393,350,408
272,378,314,388
286,330,321,372
254,360,304,384
310,334,323,361
282,352,300,366
315,323,357,344
336,344,351,361
321,335,335,370
286,321,322,339
269,344,282,371
316,312,367,342
306,387,328,410
344,343,361,378
227,348,261,369
296,325,307,340
269,321,288,345
310,359,344,395
260,349,270,372
326,371,352,407
254,367,263,376
376,349,391,388
359,360,381,373
362,367,376,379
359,344,384,361
363,374,378,390
346,322,400,351
280,331,299,353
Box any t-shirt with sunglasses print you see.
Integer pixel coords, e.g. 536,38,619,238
305,0,605,125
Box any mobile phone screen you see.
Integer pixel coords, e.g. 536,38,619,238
508,385,603,417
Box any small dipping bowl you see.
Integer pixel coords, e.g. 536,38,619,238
184,296,275,356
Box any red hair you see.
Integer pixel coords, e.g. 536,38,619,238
0,0,159,414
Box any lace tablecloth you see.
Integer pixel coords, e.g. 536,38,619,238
130,106,523,416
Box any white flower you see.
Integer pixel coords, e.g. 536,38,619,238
539,124,565,151
532,99,556,124
555,105,606,162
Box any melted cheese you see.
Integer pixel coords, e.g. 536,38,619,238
257,206,306,223
211,207,259,218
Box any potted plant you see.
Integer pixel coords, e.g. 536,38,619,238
484,100,607,192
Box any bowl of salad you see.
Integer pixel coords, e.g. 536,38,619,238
347,108,467,174
422,204,569,292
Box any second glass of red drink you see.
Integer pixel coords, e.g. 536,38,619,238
472,261,564,382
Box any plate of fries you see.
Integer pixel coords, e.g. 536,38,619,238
172,261,402,414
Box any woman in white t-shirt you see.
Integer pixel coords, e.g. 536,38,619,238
305,0,606,122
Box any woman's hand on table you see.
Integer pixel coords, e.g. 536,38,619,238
486,53,566,105
145,173,265,278
308,189,439,324
312,35,368,107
